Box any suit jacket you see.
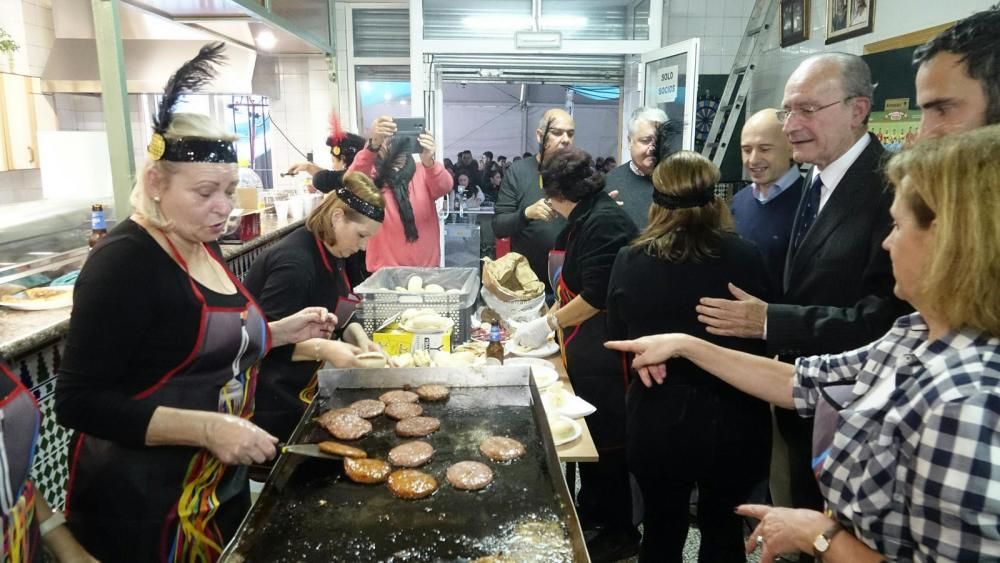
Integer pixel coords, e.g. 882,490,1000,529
767,133,911,357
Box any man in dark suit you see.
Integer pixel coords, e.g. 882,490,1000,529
696,53,910,517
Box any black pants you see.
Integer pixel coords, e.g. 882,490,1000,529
564,316,634,533
774,407,824,511
575,446,634,531
635,473,758,563
627,382,770,563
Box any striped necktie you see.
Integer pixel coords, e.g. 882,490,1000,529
792,173,823,253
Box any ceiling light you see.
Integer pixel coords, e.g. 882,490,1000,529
256,30,277,50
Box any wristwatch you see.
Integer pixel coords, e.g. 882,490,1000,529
813,522,845,561
366,139,381,152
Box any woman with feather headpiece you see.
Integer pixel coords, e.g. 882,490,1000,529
347,115,453,271
54,43,335,562
284,114,366,193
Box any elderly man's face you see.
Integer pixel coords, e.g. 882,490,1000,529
628,120,658,175
916,52,989,139
781,61,868,168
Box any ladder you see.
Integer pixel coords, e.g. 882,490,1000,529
700,0,779,168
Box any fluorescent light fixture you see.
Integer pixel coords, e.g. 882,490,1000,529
383,90,392,102
256,30,277,50
541,15,588,29
463,15,533,30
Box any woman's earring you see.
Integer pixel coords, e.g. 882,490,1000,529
153,196,161,203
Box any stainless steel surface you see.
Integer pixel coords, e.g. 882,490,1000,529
222,366,589,562
281,443,341,461
0,247,87,287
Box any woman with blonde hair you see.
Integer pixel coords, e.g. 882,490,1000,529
607,125,1000,561
605,150,773,562
55,44,335,561
245,171,385,441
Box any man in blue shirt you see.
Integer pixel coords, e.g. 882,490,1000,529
730,108,803,289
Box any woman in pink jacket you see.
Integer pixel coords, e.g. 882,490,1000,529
349,116,452,271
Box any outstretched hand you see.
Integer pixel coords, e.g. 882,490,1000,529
736,504,833,563
696,283,768,339
605,334,690,387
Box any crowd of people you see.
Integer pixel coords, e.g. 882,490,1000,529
440,148,622,210
3,6,997,563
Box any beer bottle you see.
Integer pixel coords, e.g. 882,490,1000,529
88,203,108,248
485,321,504,365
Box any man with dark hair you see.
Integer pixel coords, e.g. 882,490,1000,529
912,5,1000,138
522,151,533,158
494,109,575,290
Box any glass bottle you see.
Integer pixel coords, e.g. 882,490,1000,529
88,203,108,248
485,321,504,365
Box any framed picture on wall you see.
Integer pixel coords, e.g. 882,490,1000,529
780,0,810,47
826,0,874,44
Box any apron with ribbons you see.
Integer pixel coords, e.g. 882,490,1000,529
65,238,269,562
0,363,41,562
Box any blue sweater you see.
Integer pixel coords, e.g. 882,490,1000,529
730,176,803,290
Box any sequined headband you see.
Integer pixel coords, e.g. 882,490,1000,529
652,187,715,209
148,135,238,163
336,187,384,222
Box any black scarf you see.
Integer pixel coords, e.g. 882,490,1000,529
373,140,419,242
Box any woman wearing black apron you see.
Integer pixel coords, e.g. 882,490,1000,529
513,146,640,561
0,362,96,562
54,44,334,563
245,171,385,441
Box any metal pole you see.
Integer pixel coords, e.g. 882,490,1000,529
91,0,136,222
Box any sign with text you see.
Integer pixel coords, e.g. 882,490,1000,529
655,65,679,104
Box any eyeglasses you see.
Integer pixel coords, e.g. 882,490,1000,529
776,96,858,123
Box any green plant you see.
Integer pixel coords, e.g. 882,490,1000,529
0,28,20,54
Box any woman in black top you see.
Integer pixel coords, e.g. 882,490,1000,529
605,151,773,563
55,46,334,562
245,171,385,440
513,146,641,560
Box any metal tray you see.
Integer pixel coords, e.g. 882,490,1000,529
221,367,588,562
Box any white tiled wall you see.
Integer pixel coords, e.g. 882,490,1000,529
748,0,995,112
267,54,337,188
662,0,755,74
0,169,42,204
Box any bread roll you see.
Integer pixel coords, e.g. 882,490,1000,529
355,352,387,369
406,276,424,292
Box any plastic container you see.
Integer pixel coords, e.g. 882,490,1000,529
354,267,479,346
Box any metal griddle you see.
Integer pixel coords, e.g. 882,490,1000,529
220,366,589,562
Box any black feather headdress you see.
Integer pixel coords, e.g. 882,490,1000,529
147,42,236,163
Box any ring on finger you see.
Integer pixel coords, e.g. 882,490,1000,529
756,535,764,546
